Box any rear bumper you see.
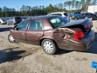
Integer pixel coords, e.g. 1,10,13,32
80,30,95,50
58,30,95,51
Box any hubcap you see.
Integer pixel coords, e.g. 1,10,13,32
43,41,54,53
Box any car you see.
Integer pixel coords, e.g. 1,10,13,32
6,17,16,25
8,16,95,55
95,12,97,16
81,13,97,20
0,18,5,24
7,16,25,26
48,12,68,17
14,16,22,24
48,12,70,23
72,12,82,19
0,17,8,24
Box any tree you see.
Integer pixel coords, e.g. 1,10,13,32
72,0,76,8
80,0,91,11
57,3,64,9
46,4,54,13
68,1,72,10
20,5,31,12
64,1,72,10
0,7,2,12
0,3,67,17
75,1,81,10
3,6,9,12
92,0,97,5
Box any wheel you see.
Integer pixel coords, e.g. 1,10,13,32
8,34,15,43
41,39,57,55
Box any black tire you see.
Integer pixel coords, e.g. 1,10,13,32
41,39,57,55
8,34,15,43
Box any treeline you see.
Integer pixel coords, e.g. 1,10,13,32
0,0,93,17
0,4,66,17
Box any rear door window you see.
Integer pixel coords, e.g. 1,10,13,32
29,20,43,31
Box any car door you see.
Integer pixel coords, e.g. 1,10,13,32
11,21,28,42
26,19,44,44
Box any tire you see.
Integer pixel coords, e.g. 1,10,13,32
41,39,57,55
8,34,15,43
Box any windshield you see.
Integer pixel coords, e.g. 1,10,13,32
49,17,69,28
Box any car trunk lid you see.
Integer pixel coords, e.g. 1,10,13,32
60,18,93,41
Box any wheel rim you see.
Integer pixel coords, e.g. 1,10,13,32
43,41,55,54
9,35,15,42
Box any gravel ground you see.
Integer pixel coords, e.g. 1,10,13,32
0,21,97,73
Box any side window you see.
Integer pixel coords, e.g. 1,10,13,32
16,21,28,31
29,20,43,31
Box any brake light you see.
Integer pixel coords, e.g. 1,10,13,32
74,30,85,41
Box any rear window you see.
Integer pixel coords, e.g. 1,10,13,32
49,17,66,28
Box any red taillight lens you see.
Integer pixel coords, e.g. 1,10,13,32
74,30,85,41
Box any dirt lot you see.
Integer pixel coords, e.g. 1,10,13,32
0,21,97,73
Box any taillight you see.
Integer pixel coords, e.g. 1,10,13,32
74,30,85,41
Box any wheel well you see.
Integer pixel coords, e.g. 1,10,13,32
40,38,58,47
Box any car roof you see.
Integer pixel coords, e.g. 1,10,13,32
26,15,62,21
82,13,95,15
48,12,66,14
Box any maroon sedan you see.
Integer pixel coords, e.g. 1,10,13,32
8,16,95,54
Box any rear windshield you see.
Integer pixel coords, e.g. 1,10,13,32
48,17,67,28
